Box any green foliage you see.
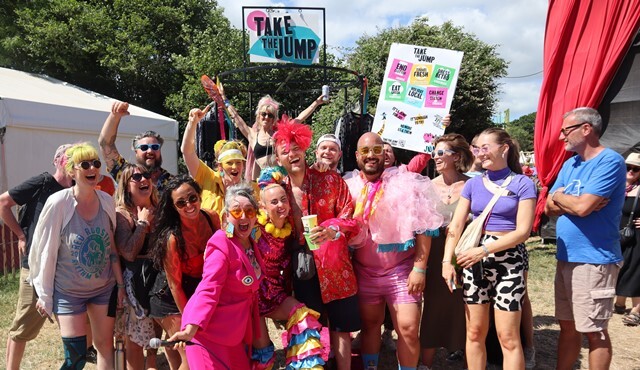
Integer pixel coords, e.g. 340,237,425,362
345,17,508,140
507,112,536,151
0,0,230,118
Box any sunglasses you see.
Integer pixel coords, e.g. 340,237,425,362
432,149,455,157
174,194,199,209
135,143,161,151
560,122,591,136
228,208,257,219
77,159,102,170
260,112,275,119
627,166,640,173
358,145,384,156
131,172,152,182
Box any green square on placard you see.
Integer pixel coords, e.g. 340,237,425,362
430,65,456,88
384,80,407,101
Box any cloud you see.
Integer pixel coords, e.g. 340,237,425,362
215,0,547,119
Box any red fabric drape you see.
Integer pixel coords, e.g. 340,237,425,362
533,0,640,230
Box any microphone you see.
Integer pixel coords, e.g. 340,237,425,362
149,338,195,349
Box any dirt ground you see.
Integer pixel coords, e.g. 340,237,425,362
2,238,640,369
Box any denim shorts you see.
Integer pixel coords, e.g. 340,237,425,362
53,286,113,315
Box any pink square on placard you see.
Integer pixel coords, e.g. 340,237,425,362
424,87,448,108
388,59,413,81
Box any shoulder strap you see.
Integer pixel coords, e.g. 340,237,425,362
475,174,514,225
627,189,640,226
200,209,215,233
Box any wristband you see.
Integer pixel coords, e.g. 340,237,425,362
441,260,451,264
117,283,125,289
412,266,427,274
481,244,490,256
328,225,341,241
137,219,149,229
224,99,230,108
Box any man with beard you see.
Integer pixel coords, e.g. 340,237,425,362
545,107,625,370
345,132,442,370
313,133,343,173
99,101,172,192
273,117,361,370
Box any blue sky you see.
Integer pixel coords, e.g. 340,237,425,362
217,0,547,121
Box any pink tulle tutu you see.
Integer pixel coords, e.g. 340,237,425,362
346,165,443,250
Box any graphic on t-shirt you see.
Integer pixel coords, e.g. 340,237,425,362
71,227,110,279
563,180,582,196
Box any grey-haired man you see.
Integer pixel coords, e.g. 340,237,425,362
99,101,172,191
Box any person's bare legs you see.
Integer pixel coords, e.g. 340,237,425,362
331,330,353,370
389,302,421,367
521,272,534,349
86,303,115,370
156,316,187,370
464,303,490,370
420,347,437,368
585,330,613,370
5,337,27,370
556,319,582,370
359,302,385,356
494,308,524,370
125,337,145,370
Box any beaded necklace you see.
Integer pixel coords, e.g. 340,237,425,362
256,210,292,239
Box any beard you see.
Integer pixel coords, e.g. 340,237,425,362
359,158,384,176
139,156,162,172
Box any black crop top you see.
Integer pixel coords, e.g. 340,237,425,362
254,140,274,159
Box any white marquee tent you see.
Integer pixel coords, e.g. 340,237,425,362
0,67,179,192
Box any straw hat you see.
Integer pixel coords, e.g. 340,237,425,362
625,152,640,167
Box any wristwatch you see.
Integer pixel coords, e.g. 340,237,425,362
328,225,341,241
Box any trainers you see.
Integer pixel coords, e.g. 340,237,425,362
381,329,397,351
446,350,464,363
86,346,98,364
417,365,431,370
524,347,536,369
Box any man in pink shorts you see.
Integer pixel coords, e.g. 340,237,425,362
345,132,443,370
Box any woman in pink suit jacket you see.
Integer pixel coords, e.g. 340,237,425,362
169,183,265,369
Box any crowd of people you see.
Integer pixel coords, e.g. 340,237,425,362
0,100,631,370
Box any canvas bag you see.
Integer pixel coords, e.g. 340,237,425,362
455,174,513,255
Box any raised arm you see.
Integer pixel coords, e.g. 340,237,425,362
181,106,211,177
296,95,327,123
99,101,130,172
114,208,152,262
219,83,253,141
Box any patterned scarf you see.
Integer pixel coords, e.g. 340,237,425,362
353,174,384,222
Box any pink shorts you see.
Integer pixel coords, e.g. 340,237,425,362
357,266,421,305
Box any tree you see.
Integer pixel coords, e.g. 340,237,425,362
507,112,536,152
0,0,234,117
344,17,509,141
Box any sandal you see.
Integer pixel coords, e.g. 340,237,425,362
622,312,640,326
614,304,627,314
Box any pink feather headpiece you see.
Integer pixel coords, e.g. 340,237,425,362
272,115,313,152
256,95,280,115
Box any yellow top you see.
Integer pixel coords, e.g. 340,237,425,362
194,159,259,216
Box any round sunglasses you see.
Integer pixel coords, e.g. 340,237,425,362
77,159,102,170
174,194,199,209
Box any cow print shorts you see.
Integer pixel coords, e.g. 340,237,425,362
462,234,527,311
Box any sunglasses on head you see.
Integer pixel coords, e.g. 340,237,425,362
432,149,455,157
135,143,161,151
174,194,199,209
260,112,275,119
77,159,102,170
627,165,640,173
228,208,257,219
358,145,384,156
131,172,152,182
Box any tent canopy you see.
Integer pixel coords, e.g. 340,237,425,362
0,67,179,191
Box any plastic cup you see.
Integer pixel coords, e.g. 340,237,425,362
301,215,318,234
304,233,319,251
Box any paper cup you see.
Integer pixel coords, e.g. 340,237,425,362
304,233,319,251
301,215,318,234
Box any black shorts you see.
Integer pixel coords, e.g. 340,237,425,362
149,274,201,318
293,274,361,332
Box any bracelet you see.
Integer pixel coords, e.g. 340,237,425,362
137,219,150,230
412,266,427,274
481,244,490,256
117,283,125,289
224,99,230,108
441,260,451,264
328,225,341,241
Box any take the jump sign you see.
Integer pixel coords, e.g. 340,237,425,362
372,43,463,153
246,9,322,65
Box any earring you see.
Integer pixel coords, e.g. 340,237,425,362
225,222,235,238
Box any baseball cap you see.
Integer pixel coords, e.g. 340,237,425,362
316,134,341,150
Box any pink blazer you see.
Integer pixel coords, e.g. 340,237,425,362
181,229,265,347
